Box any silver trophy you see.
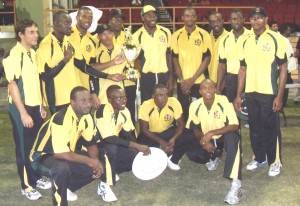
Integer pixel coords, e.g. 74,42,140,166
121,26,141,79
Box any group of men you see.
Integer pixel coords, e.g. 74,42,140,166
2,3,288,206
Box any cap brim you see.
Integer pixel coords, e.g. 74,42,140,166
132,147,168,180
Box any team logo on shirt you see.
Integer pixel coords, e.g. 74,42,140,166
262,43,271,52
86,44,92,52
195,39,201,46
164,114,171,121
214,110,220,119
159,35,166,42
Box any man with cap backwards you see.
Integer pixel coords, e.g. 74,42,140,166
133,5,173,103
108,9,138,124
235,7,287,177
90,24,126,107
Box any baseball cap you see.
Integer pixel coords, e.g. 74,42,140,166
250,7,267,18
141,5,156,16
108,9,125,20
95,24,111,34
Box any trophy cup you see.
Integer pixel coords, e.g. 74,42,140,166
121,26,141,79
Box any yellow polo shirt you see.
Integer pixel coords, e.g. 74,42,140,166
138,97,183,133
208,29,228,82
239,29,288,94
218,28,251,74
133,25,171,74
171,26,211,84
37,33,79,106
69,26,98,89
3,42,42,106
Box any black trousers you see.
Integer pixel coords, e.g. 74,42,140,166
124,84,137,123
39,152,94,206
8,104,42,191
245,92,282,165
225,73,238,103
171,131,242,180
140,72,168,103
177,83,201,121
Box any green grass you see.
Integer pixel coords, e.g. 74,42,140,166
0,101,300,206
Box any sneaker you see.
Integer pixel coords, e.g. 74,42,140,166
36,178,52,189
167,155,180,171
21,188,42,200
67,189,78,201
115,174,120,182
268,162,282,177
206,157,220,171
224,183,242,205
243,123,250,128
246,160,268,171
97,181,117,202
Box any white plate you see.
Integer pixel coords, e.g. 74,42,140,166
132,147,168,180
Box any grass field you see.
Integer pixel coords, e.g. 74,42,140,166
0,101,300,206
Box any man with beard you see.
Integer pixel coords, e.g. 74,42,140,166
133,5,173,103
207,12,228,86
235,7,287,176
37,11,123,114
30,86,104,206
217,9,250,102
94,85,150,202
171,7,211,121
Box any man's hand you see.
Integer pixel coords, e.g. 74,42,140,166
159,139,171,154
63,43,74,63
234,96,242,111
91,93,100,109
114,54,126,65
21,111,34,128
273,96,283,112
137,144,151,156
166,138,176,154
87,158,103,179
108,74,125,82
201,141,215,153
200,132,213,146
40,105,47,119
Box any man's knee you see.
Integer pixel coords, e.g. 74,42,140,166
50,161,71,178
105,144,119,158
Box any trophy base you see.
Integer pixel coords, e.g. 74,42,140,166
124,69,140,80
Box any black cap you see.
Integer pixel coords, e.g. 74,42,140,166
95,24,111,34
250,7,267,18
108,9,125,20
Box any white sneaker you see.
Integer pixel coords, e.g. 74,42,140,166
246,160,268,171
268,162,282,177
97,181,117,202
115,174,120,182
167,156,180,171
206,157,220,171
36,178,52,189
67,189,78,201
21,188,42,200
224,183,242,205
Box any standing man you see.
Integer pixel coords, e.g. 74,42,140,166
207,12,228,85
30,86,104,206
94,85,150,202
37,11,123,114
171,7,211,121
217,9,251,102
90,24,126,107
108,9,137,123
138,84,188,156
3,19,51,200
69,6,98,89
235,7,287,176
133,5,173,103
